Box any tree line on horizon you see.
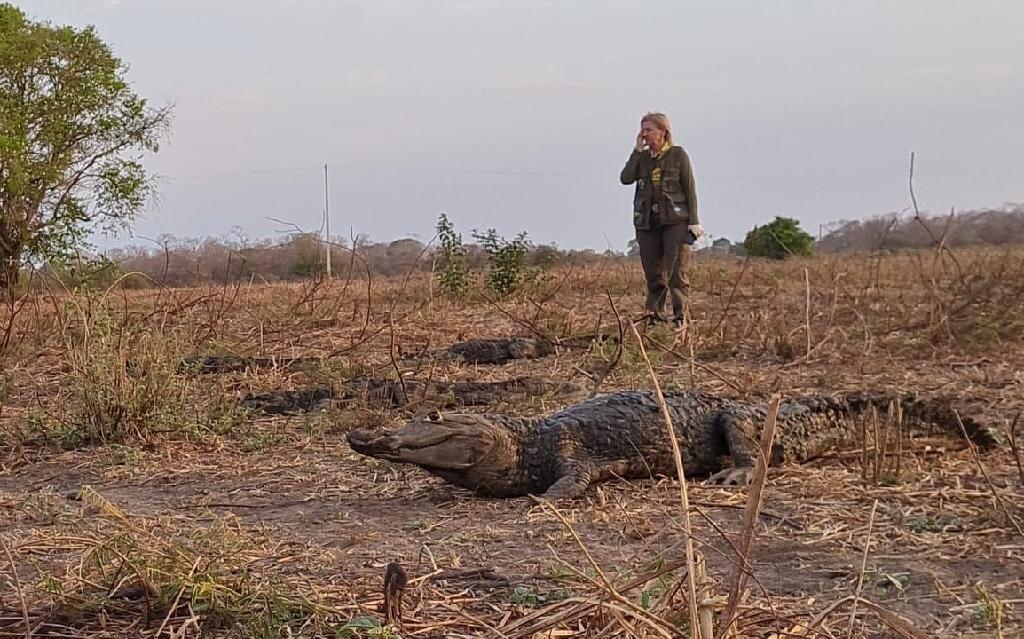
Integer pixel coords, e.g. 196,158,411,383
25,203,1014,289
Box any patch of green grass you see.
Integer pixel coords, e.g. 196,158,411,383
959,316,1009,345
240,430,278,453
109,444,143,467
872,571,911,597
402,519,430,533
639,576,672,610
300,358,369,386
0,369,12,406
509,584,570,607
546,562,574,583
878,474,901,486
14,488,73,525
906,515,962,533
337,616,403,638
578,329,664,382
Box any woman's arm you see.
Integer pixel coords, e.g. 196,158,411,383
679,148,698,225
620,149,643,185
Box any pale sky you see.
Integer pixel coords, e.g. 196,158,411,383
17,0,1024,251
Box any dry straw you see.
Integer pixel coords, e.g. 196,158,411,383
2,243,1023,637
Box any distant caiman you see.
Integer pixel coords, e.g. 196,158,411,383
346,390,998,499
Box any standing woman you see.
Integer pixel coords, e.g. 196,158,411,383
620,112,703,327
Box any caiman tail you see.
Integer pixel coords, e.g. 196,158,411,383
795,392,1000,449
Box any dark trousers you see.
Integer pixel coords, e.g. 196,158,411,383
636,223,692,319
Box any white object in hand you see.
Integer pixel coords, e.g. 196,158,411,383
688,224,705,238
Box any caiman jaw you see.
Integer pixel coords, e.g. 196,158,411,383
347,429,417,461
347,422,494,470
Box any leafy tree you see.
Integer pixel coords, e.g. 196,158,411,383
0,4,171,288
743,216,814,259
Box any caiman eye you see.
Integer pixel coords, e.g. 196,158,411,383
426,410,443,423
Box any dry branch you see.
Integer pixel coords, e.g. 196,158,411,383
717,394,781,639
954,410,1024,536
629,320,705,639
1008,409,1024,487
0,536,30,639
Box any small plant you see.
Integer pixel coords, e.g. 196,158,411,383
109,444,144,467
0,369,12,412
872,571,911,597
509,584,569,606
338,616,402,638
435,213,470,297
970,582,1004,629
906,515,962,533
15,488,72,525
240,430,278,453
583,330,662,379
743,216,814,259
473,228,531,296
638,575,671,610
546,563,574,583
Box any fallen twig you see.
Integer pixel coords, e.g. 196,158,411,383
847,499,879,638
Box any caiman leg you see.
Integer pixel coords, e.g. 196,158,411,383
544,469,593,499
707,412,760,486
540,465,594,500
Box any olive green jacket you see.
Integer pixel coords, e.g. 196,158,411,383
620,145,699,230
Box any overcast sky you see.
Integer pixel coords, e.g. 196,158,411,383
17,0,1024,251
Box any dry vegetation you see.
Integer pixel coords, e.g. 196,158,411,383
817,205,1024,253
1,243,1023,638
94,231,609,289
61,204,1024,290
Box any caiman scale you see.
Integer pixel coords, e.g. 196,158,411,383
346,390,997,499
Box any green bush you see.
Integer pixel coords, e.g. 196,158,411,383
435,213,470,297
743,216,814,259
472,228,531,296
291,234,322,277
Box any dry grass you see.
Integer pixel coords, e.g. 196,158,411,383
1,245,1022,638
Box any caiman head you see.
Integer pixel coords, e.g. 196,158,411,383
347,410,509,473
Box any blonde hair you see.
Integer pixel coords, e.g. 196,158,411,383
641,112,673,146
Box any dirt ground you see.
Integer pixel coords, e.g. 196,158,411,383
1,250,1022,638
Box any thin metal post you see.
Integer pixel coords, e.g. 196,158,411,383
324,163,331,277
